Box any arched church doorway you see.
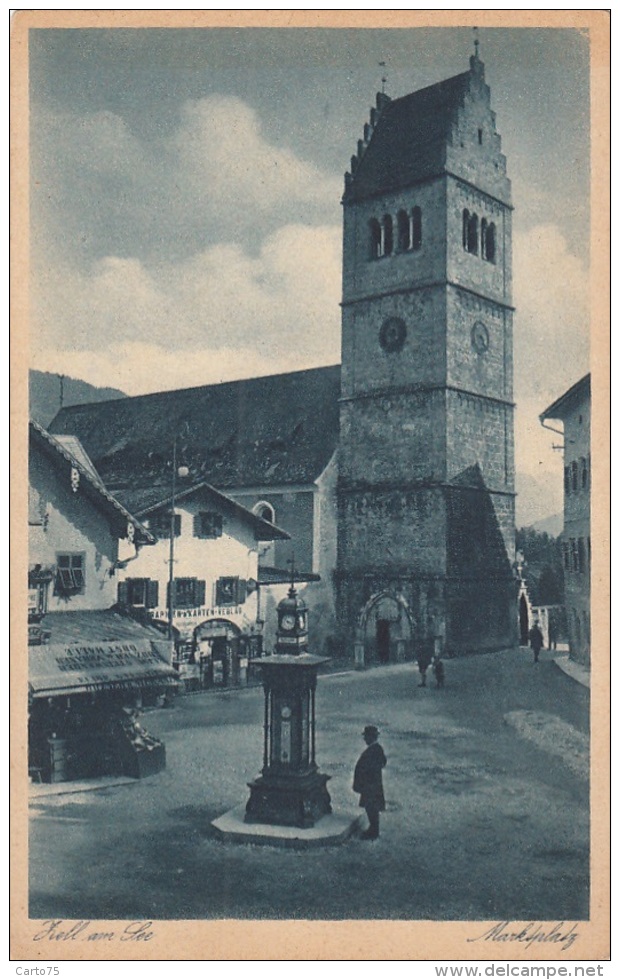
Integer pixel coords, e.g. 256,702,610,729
519,594,529,646
358,592,413,666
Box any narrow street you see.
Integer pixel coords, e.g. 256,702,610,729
29,647,589,922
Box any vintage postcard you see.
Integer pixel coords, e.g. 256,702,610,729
11,9,610,962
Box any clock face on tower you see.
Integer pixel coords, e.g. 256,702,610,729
471,321,490,354
379,316,407,353
281,614,296,631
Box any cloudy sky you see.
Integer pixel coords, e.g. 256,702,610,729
29,26,591,512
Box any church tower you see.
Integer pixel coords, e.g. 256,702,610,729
336,52,516,661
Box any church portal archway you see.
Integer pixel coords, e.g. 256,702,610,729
356,592,414,666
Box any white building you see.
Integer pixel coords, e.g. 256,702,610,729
115,480,289,688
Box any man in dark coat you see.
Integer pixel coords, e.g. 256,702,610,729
529,621,544,663
353,725,387,840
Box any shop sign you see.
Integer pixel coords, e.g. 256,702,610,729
153,605,249,628
29,640,176,697
51,641,163,671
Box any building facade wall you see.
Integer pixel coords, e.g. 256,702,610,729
118,497,260,638
561,392,591,666
28,448,120,613
227,486,315,574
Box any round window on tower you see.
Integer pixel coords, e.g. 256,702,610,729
379,316,407,353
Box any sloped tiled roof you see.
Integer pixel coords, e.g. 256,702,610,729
40,609,165,646
53,434,104,484
345,71,470,202
114,480,290,541
49,365,341,491
540,374,590,422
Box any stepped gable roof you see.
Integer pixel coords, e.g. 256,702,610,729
49,364,341,491
345,70,471,202
114,480,290,541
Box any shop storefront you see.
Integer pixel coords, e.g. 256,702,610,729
28,613,177,784
152,603,263,691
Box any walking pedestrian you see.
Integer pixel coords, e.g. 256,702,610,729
417,645,432,687
433,656,445,688
548,615,558,651
528,621,544,663
353,725,387,840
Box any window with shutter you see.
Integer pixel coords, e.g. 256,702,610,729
119,578,159,608
216,577,238,605
54,553,85,596
194,512,223,539
173,578,194,609
170,578,204,609
148,512,181,539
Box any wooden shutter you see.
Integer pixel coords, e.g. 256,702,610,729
147,579,159,609
117,581,129,605
194,579,206,607
237,579,247,604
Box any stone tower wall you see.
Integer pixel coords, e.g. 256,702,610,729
337,60,517,660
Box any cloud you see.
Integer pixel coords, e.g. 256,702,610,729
30,340,310,398
512,223,589,482
172,98,341,218
31,96,342,266
31,223,342,388
513,223,589,405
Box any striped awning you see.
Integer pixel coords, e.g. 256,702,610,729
29,640,177,699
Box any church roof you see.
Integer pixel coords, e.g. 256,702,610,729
49,364,341,492
345,70,471,202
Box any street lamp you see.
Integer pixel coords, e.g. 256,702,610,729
167,438,189,646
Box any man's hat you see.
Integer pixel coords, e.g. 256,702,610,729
362,725,379,738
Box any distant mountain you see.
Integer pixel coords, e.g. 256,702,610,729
515,470,563,530
29,370,126,429
523,512,563,538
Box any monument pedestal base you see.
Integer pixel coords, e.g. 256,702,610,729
212,805,361,848
245,771,331,828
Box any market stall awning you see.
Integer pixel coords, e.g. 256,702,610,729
28,610,177,698
29,639,177,698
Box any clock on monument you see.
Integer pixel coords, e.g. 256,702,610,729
275,584,309,655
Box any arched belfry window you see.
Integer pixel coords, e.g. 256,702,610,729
486,222,496,263
467,213,479,255
369,218,382,260
480,218,488,259
411,206,422,250
397,210,410,251
383,214,393,256
462,209,470,250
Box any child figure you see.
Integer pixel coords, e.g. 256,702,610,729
433,656,445,688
